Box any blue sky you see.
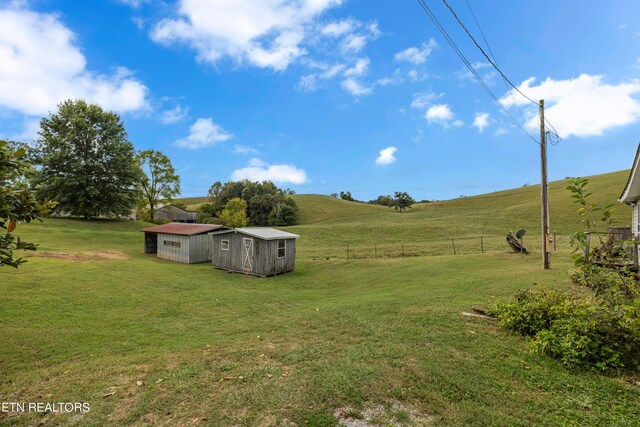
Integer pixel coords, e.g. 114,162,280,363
1,0,640,200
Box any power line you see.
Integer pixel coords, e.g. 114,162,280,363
415,0,539,144
464,0,532,128
453,0,562,143
441,0,537,105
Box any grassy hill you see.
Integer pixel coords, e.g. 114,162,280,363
181,169,630,231
174,170,631,259
2,169,638,425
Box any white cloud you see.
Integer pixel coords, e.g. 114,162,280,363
116,0,149,8
233,145,261,155
343,57,369,77
376,69,404,86
394,38,437,65
175,118,233,149
340,33,367,53
0,7,149,118
341,78,371,96
425,104,453,122
375,146,397,166
407,69,429,82
151,0,343,71
425,104,462,127
160,104,189,124
493,127,509,137
321,63,346,78
231,158,308,184
321,19,356,37
296,74,319,92
473,112,490,132
500,74,640,137
411,91,441,109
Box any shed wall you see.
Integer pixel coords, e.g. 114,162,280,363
154,207,197,223
156,233,190,263
211,232,296,276
188,234,212,263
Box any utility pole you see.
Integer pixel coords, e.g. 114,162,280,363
540,99,550,269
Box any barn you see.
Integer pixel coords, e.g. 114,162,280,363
153,204,197,223
141,223,227,264
209,228,300,277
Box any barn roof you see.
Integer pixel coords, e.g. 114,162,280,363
140,223,225,236
209,227,300,240
619,143,640,204
157,204,197,213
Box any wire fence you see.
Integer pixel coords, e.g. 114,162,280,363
297,233,574,261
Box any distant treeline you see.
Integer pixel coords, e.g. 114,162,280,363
330,191,435,212
197,180,298,227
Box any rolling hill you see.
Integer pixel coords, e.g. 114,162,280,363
178,170,632,259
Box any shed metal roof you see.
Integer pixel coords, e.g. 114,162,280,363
619,143,640,204
140,223,225,236
157,203,197,213
209,227,300,240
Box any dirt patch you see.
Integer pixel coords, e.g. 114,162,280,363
334,401,433,427
27,250,129,262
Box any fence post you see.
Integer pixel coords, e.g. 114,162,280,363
451,238,457,255
480,234,484,253
347,244,349,261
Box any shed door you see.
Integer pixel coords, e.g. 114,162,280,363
242,238,254,271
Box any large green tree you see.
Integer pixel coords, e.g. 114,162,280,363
199,180,298,226
393,191,415,212
0,140,54,268
218,198,249,227
33,99,140,219
137,149,181,217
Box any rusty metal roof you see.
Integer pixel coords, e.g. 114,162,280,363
140,223,225,236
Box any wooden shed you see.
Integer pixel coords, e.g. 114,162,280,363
141,223,227,264
209,228,300,277
153,204,197,223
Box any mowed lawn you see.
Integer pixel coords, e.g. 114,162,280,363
1,170,640,426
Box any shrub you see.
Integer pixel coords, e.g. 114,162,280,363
490,289,573,337
491,177,640,371
492,288,640,370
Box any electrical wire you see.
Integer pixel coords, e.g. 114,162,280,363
458,0,562,143
463,0,533,131
415,0,539,144
441,0,538,106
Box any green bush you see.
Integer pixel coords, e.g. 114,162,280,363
490,289,573,337
202,216,220,224
492,279,640,371
492,177,640,371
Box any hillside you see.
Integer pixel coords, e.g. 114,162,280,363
179,170,630,229
178,170,631,259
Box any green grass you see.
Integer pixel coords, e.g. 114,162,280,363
1,170,639,426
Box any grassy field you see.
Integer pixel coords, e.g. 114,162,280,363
1,170,639,426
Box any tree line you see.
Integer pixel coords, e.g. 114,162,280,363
4,99,298,228
197,181,298,227
331,190,432,212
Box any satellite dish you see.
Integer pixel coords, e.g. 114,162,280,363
516,229,526,239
